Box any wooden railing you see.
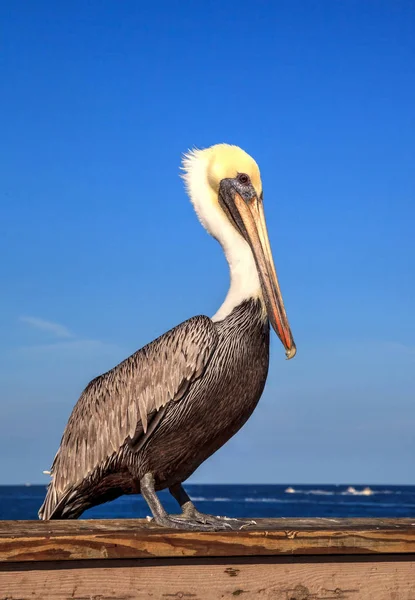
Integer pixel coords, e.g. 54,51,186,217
1,518,415,599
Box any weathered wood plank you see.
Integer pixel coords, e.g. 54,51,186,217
1,519,415,562
1,555,415,599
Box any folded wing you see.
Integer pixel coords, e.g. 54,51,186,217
39,315,218,519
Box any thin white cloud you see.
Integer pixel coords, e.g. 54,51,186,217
20,316,74,339
18,316,123,359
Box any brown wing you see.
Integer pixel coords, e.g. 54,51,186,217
39,316,218,517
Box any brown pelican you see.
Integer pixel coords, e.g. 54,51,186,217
39,143,296,530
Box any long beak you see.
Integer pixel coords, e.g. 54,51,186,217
233,192,296,359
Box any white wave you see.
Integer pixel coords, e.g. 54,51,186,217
285,487,335,496
189,496,231,502
191,495,326,505
341,486,374,496
284,486,405,497
245,497,286,503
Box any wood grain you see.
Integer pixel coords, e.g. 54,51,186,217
1,555,415,599
1,519,415,562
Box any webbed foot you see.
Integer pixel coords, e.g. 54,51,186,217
169,483,257,530
148,512,233,531
140,473,234,531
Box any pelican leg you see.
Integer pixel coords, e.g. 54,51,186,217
169,483,255,530
140,473,229,531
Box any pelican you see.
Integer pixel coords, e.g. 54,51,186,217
39,144,296,530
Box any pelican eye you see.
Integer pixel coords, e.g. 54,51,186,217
237,173,251,186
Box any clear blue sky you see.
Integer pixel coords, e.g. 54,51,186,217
1,1,414,485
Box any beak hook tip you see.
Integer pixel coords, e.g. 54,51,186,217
285,343,297,360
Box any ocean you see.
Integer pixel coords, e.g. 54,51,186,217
1,484,414,520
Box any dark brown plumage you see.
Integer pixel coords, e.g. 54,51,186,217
39,299,269,520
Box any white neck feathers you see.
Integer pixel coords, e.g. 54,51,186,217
212,235,262,322
181,148,262,321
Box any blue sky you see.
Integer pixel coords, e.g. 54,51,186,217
0,1,414,485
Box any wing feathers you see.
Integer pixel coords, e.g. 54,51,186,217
43,316,218,508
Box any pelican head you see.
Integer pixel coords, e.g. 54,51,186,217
182,143,296,360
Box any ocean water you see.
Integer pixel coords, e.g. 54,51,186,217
1,484,414,520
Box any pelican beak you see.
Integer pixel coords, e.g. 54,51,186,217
220,184,296,359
